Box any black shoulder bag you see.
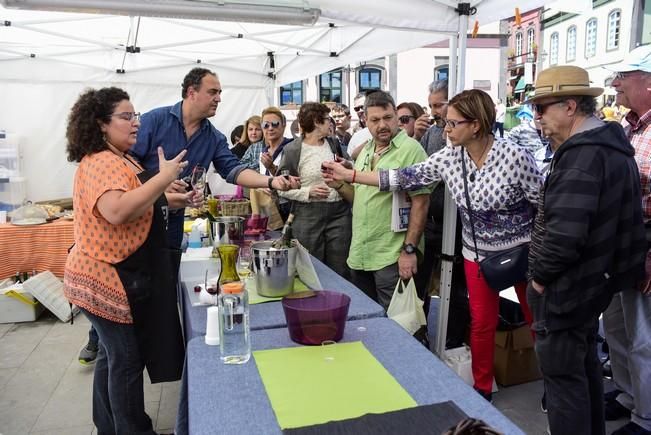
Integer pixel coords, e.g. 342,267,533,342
460,150,529,292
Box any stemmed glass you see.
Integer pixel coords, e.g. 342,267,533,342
190,165,207,198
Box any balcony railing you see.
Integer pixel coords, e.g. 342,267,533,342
507,50,537,69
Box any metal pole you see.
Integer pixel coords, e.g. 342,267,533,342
434,3,470,358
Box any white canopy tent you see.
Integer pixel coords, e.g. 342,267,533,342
0,0,546,355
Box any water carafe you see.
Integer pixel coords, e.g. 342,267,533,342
218,282,250,364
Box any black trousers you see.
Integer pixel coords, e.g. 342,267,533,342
527,283,605,435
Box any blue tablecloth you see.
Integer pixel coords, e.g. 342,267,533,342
178,255,386,341
175,255,386,435
185,317,524,435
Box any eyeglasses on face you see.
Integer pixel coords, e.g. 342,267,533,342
261,120,281,129
112,112,140,122
533,100,566,114
398,115,415,124
444,119,473,128
612,71,641,80
353,105,364,113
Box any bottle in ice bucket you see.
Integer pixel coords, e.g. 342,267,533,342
217,244,240,287
218,281,250,364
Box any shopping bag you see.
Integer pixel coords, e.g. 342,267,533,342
249,188,284,230
387,278,426,335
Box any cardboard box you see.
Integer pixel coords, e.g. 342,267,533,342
493,324,541,386
0,286,44,323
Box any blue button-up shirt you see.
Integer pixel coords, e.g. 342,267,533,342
130,101,248,248
130,101,245,183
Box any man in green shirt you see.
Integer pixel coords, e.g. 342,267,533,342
333,91,431,309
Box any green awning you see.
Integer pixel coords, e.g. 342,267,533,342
514,76,526,93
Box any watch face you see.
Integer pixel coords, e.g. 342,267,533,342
404,244,416,254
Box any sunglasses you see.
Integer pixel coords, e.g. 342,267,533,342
533,100,566,114
398,115,415,124
261,120,281,129
112,112,140,122
444,119,473,128
353,105,364,112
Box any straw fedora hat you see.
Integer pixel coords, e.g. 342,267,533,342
525,66,603,103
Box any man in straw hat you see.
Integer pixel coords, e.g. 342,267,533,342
601,45,651,435
526,65,647,435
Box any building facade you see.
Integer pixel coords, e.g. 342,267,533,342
274,22,505,119
540,0,644,105
503,8,544,104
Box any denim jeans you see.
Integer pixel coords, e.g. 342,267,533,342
81,308,156,435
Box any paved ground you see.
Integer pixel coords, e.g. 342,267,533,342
0,311,629,435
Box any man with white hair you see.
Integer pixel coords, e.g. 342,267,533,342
603,45,651,435
527,65,646,435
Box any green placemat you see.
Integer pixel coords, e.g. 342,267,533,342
253,341,416,429
247,276,309,305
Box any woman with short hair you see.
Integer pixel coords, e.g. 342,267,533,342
277,102,352,278
323,89,542,401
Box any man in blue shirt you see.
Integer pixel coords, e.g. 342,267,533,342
131,67,299,248
79,68,299,367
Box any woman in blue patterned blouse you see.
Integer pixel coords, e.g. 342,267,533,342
323,89,543,401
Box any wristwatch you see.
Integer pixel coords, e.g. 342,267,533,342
402,243,418,255
267,177,275,190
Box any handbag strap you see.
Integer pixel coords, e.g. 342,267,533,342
460,150,481,264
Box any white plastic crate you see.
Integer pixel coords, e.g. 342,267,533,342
0,284,44,323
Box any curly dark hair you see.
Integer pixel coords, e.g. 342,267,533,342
297,102,330,135
66,87,130,163
182,67,217,99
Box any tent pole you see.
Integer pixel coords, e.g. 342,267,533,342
434,3,470,359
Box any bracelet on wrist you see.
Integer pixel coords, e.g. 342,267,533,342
267,177,275,190
351,169,357,184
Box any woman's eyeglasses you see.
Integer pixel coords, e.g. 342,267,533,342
444,119,473,128
262,120,281,129
112,112,140,122
398,115,415,124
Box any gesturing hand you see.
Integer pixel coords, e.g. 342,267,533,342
158,147,188,183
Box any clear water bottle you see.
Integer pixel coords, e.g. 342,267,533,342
218,282,250,364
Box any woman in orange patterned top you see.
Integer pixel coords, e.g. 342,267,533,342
64,87,199,435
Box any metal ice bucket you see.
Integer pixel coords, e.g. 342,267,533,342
209,216,244,247
251,241,297,297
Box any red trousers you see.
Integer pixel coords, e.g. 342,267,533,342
463,259,533,394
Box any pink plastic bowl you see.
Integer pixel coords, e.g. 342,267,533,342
281,290,351,345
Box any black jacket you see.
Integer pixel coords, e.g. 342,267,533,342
530,121,646,331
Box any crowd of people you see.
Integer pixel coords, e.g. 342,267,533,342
62,44,651,435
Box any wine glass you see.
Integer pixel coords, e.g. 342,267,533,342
190,165,207,198
237,246,252,280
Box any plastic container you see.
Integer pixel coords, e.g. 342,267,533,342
0,131,21,179
218,282,250,364
0,176,26,213
281,290,351,345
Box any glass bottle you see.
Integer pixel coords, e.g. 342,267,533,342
218,281,250,364
271,213,294,248
217,244,240,287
